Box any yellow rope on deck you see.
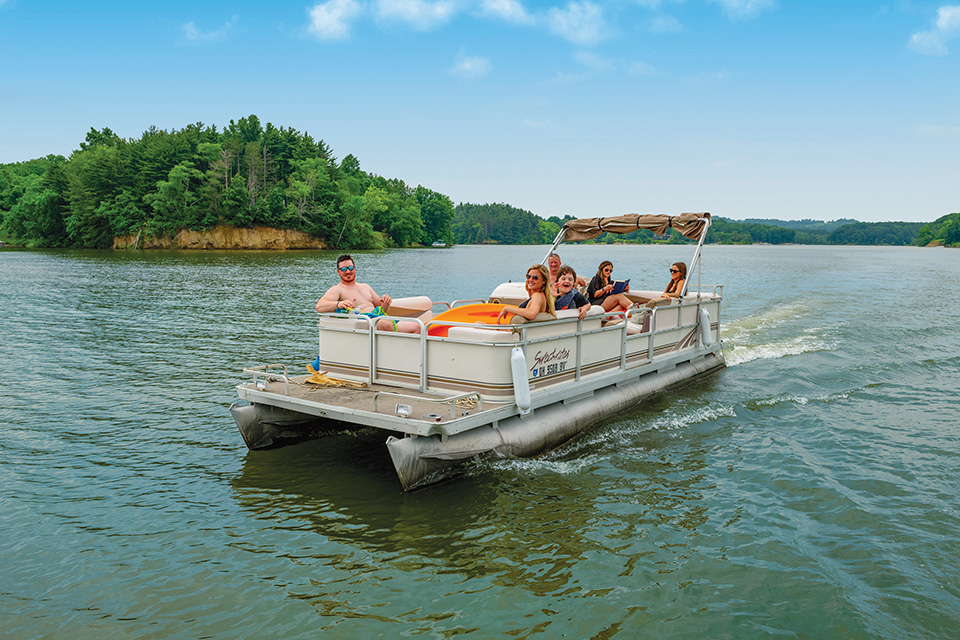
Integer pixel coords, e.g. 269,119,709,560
455,396,478,410
303,365,368,388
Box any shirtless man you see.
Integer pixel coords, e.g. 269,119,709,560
315,255,418,333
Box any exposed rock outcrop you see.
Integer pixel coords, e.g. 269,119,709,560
114,225,326,250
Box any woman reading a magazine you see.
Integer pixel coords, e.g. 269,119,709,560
587,260,633,312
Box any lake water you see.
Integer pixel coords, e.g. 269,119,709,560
1,244,958,639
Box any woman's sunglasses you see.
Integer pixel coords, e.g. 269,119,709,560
339,265,356,272
669,269,680,273
526,274,541,281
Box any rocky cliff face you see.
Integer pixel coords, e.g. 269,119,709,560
114,225,326,250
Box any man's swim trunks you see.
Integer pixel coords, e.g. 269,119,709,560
334,305,397,330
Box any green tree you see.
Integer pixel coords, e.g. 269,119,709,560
143,161,207,232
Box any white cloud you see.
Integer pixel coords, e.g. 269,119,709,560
308,0,363,41
909,5,960,56
915,124,960,136
375,0,459,30
683,70,727,87
709,0,776,20
574,50,614,72
625,60,658,76
181,15,239,44
547,1,608,45
650,14,683,33
479,0,534,25
448,54,491,79
545,70,590,86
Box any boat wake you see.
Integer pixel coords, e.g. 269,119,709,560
469,403,740,480
722,302,838,366
747,389,852,408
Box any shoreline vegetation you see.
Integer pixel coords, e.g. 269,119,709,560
1,115,958,250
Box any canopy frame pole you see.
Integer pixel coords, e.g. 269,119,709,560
680,215,711,299
541,227,568,265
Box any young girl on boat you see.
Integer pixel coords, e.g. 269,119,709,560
663,262,687,299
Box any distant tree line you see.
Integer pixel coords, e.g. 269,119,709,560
449,207,932,247
0,115,453,249
706,217,925,246
0,119,949,250
451,204,695,245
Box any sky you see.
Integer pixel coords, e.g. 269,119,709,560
1,1,958,223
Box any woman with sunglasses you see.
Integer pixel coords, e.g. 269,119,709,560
663,262,687,300
497,264,556,324
586,260,633,312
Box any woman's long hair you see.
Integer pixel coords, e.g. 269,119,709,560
594,260,613,284
665,261,687,294
527,263,555,315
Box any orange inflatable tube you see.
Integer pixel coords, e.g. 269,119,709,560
427,303,510,337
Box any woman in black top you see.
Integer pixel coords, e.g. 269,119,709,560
587,261,632,312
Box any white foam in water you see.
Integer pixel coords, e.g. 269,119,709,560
725,330,836,366
485,454,602,477
542,402,739,460
753,389,851,408
647,403,739,431
724,300,812,338
723,300,840,367
755,393,810,407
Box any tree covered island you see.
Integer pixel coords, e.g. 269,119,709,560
1,115,956,249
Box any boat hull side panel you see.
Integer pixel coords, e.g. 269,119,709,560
386,352,725,490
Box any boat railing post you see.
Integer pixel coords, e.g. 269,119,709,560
368,315,376,386
697,297,703,347
648,308,657,360
620,309,630,371
419,318,428,392
575,316,583,381
716,285,722,343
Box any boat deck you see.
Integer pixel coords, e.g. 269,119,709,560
236,367,519,439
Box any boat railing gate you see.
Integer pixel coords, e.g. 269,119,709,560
242,363,291,395
372,390,484,419
317,290,721,394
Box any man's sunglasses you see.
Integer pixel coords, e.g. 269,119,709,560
338,265,356,272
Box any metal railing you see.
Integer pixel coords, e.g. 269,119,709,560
315,292,721,395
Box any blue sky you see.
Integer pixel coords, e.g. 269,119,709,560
1,1,958,222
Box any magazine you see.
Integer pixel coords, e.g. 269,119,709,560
611,279,630,294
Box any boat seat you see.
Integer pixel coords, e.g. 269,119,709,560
319,296,435,332
388,296,433,317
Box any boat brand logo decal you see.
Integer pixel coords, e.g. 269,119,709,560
530,347,570,379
